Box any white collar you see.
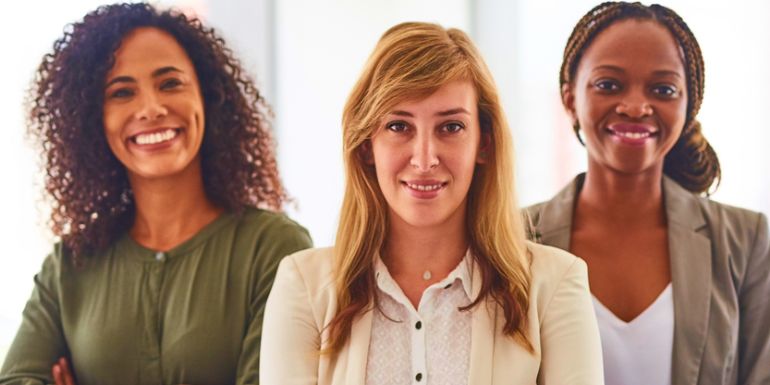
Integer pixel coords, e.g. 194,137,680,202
374,249,474,301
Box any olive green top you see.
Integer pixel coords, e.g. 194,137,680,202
0,208,312,385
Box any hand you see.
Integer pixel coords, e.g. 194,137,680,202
52,357,77,385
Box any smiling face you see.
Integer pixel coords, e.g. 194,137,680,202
563,19,687,176
102,27,205,181
368,80,484,230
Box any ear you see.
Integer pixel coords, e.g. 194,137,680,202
357,140,375,165
561,83,578,126
476,133,492,164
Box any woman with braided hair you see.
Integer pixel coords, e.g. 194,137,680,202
526,2,770,385
0,3,312,384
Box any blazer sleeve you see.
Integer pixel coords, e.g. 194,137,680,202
260,255,322,385
0,251,67,385
737,213,770,384
537,258,604,385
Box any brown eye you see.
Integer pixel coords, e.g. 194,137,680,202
160,78,183,90
442,122,465,133
595,79,621,92
108,88,134,99
386,121,408,133
652,84,677,97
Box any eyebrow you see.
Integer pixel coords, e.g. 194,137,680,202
105,66,184,87
592,65,683,79
388,107,471,117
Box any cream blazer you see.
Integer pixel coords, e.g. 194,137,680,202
526,174,770,385
260,241,603,385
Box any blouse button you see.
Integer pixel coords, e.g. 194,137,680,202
155,252,166,262
415,372,423,382
415,321,422,330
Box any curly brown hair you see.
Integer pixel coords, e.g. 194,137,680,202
560,2,721,194
28,2,287,259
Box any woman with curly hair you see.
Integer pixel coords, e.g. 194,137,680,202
260,22,602,384
0,3,311,384
526,2,770,384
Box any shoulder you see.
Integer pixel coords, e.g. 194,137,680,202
680,194,769,260
269,247,337,323
236,207,311,237
275,247,336,297
522,175,583,240
232,208,313,249
525,240,589,313
699,198,767,237
522,201,550,241
523,201,547,227
523,201,548,220
526,240,586,284
665,177,765,240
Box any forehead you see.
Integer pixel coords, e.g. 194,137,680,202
107,27,195,76
389,80,478,112
579,19,685,76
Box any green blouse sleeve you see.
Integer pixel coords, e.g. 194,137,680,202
0,246,68,384
234,219,313,385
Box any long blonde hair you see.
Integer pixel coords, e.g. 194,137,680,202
329,21,532,352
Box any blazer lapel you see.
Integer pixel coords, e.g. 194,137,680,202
468,261,495,384
346,309,373,384
533,174,583,250
537,175,713,384
664,176,712,385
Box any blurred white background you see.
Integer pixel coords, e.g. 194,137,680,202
1,0,768,363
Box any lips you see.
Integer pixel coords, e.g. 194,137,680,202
128,127,182,146
401,179,448,199
606,123,658,144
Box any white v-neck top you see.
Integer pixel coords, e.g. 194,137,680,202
593,284,674,385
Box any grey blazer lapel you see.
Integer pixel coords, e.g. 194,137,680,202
528,174,583,250
664,176,712,385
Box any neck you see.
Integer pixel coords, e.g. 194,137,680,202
577,160,666,228
128,159,223,251
382,206,468,281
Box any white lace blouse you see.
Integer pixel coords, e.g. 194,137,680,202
365,252,473,385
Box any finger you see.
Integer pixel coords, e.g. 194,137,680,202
52,364,64,385
59,357,77,385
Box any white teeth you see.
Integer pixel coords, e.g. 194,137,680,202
135,129,177,145
615,131,651,139
407,183,443,191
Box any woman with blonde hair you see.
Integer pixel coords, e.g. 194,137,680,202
260,22,602,384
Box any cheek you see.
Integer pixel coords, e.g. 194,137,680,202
374,157,403,181
102,107,123,144
660,101,688,135
371,142,401,181
576,95,602,124
450,143,481,177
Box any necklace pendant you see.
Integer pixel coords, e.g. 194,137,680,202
422,270,432,281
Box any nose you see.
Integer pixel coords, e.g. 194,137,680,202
135,91,168,121
616,88,653,118
409,130,439,172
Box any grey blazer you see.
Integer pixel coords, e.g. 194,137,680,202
525,174,770,385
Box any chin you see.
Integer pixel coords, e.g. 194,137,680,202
128,162,192,180
393,209,452,229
